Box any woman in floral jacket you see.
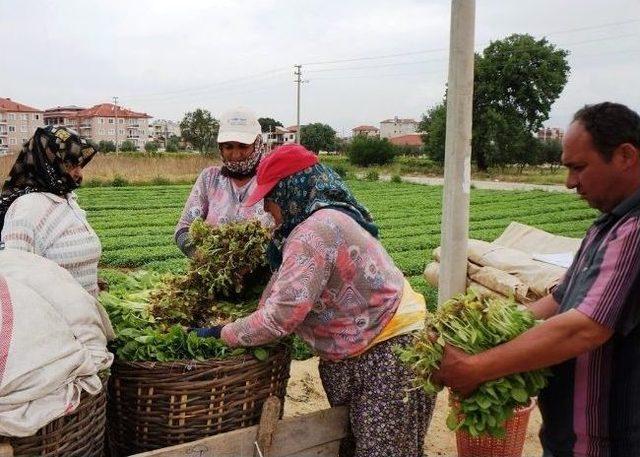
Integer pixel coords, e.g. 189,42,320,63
174,107,273,256
196,144,435,457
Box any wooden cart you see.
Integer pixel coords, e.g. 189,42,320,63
0,399,349,457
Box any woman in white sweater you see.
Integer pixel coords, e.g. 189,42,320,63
0,126,100,297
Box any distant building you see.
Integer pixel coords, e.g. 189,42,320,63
44,103,152,150
43,105,86,129
0,97,44,154
352,125,379,137
389,134,423,148
537,127,564,142
263,126,297,151
379,117,418,139
150,119,180,144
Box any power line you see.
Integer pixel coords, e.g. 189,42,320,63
302,47,448,66
123,67,290,101
115,18,639,110
543,18,640,36
301,18,640,67
304,32,638,75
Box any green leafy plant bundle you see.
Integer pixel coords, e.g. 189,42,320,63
99,219,274,362
397,291,551,437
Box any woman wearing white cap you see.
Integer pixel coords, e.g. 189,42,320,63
174,107,273,256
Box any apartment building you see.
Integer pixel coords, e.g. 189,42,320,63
537,127,564,142
379,116,418,139
42,103,152,149
43,105,86,129
150,119,180,144
0,97,44,154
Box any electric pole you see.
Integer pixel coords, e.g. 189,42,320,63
294,65,303,144
113,96,119,153
438,0,476,305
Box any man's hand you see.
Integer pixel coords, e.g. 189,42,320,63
433,344,482,397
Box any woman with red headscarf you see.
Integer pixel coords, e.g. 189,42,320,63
194,144,435,457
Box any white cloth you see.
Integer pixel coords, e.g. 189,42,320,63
425,223,582,303
0,248,114,437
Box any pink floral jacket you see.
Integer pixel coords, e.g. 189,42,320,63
175,166,273,253
222,209,404,361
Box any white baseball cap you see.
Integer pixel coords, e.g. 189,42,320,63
217,107,261,144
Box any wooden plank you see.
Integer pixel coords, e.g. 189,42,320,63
268,407,348,457
0,443,13,457
282,441,341,457
130,406,348,457
254,397,281,457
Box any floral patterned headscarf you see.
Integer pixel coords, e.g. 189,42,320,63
220,135,265,179
0,126,97,231
266,163,378,269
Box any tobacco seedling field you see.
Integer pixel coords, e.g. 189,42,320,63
81,180,596,304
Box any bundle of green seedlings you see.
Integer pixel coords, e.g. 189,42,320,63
99,219,274,362
397,291,551,438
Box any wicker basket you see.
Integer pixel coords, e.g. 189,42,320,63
455,399,536,457
107,348,291,456
2,379,108,457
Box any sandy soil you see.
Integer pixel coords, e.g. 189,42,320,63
284,358,543,457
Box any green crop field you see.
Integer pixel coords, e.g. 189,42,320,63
80,180,596,306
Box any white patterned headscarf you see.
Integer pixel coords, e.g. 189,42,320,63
220,135,265,178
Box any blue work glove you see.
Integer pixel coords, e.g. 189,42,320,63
190,325,224,339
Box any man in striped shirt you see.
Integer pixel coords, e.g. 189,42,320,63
435,102,640,457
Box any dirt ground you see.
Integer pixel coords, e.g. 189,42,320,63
283,358,543,457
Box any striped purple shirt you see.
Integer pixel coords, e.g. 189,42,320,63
542,188,640,457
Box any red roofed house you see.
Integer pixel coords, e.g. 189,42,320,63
44,103,153,150
388,134,423,148
351,125,379,137
0,97,44,154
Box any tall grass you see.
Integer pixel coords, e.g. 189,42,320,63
1,152,217,185
0,151,568,186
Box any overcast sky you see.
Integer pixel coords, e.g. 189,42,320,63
1,0,638,135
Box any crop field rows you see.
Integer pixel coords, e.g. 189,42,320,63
80,180,597,304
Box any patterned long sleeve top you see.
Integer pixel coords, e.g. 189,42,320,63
222,208,404,361
174,166,274,255
1,192,102,297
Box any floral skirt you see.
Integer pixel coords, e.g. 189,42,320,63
319,334,436,457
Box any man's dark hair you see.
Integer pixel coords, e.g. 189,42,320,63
573,102,640,161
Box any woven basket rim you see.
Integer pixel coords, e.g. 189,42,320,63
112,345,289,369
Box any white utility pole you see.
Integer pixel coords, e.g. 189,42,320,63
437,0,476,305
113,96,119,153
294,65,303,144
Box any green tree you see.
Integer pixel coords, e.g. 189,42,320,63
258,117,283,133
420,34,569,170
166,135,180,152
145,141,159,153
535,138,563,170
300,123,337,154
180,109,219,153
120,140,137,152
418,103,447,163
347,136,395,166
98,140,116,153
